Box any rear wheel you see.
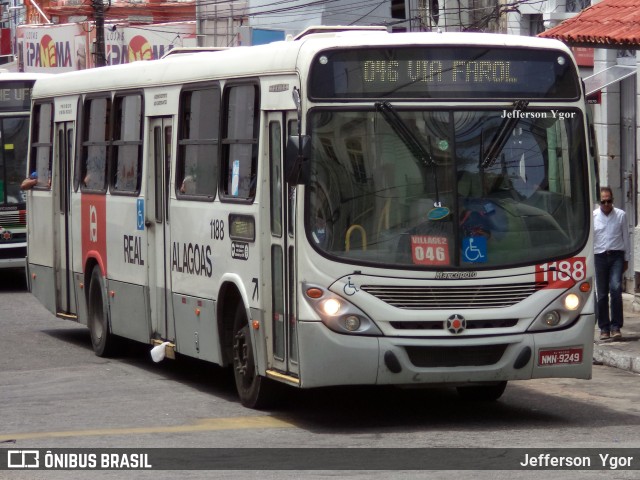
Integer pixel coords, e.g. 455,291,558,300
87,267,118,357
456,381,507,402
232,302,277,409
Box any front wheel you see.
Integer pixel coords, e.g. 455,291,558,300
456,381,507,402
232,302,277,409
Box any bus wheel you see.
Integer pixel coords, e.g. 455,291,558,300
456,381,507,402
232,302,276,409
87,267,117,357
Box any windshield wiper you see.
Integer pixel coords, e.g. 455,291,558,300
375,101,451,218
481,100,529,169
375,101,435,169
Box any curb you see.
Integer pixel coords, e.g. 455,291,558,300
593,292,640,374
593,343,640,374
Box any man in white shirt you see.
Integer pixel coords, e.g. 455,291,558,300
593,186,630,340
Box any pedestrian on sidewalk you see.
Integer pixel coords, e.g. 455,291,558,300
594,186,630,340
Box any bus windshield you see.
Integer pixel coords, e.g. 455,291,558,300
0,116,30,206
306,107,589,268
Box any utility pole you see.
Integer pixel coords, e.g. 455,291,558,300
92,0,106,67
196,0,203,47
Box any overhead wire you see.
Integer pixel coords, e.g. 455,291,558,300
33,0,574,40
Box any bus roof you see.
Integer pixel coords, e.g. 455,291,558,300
32,30,573,99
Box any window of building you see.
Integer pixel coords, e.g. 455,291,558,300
566,0,591,13
391,0,406,19
529,14,544,36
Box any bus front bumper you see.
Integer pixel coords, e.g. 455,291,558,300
295,315,594,389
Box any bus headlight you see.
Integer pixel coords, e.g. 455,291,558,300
322,298,341,316
564,293,580,311
344,315,361,331
543,311,561,326
528,279,592,332
303,283,382,336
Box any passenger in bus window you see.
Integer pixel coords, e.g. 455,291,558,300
20,171,38,190
180,175,196,194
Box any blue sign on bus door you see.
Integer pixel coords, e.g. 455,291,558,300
137,199,144,230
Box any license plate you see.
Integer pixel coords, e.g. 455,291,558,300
538,347,583,366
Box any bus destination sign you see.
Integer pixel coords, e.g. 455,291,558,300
309,47,579,100
0,81,34,111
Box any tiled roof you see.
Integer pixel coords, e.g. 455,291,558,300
538,0,640,47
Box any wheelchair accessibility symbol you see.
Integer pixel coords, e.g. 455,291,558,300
462,237,487,263
343,277,358,296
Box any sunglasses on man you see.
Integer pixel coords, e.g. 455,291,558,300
600,199,613,205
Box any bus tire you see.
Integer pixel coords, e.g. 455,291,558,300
232,302,276,409
87,267,118,357
456,381,507,402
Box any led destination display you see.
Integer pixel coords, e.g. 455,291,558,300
0,82,34,111
309,47,579,100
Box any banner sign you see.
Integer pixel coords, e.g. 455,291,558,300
17,22,197,72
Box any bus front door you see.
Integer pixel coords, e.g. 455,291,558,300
53,121,75,315
267,113,299,379
146,117,173,341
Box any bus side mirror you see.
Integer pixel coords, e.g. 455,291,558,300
285,135,311,185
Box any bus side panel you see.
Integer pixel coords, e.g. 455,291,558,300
172,294,221,363
168,199,236,363
27,192,54,267
105,195,150,342
70,189,85,322
27,190,56,314
28,264,56,315
73,271,88,326
108,280,151,343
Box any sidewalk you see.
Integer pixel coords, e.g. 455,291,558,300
592,292,640,374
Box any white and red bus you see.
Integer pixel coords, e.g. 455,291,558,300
26,27,597,408
0,73,49,270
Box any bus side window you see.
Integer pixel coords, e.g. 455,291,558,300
221,83,258,201
111,94,143,194
29,102,53,190
176,85,220,200
81,96,110,192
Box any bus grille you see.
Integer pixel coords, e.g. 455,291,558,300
0,211,26,228
360,282,546,309
405,345,508,367
390,319,519,330
0,246,26,258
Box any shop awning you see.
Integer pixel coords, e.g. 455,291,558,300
584,65,636,95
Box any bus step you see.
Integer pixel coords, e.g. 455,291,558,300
266,369,300,386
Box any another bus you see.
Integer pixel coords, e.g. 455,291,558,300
0,73,48,270
25,28,597,408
